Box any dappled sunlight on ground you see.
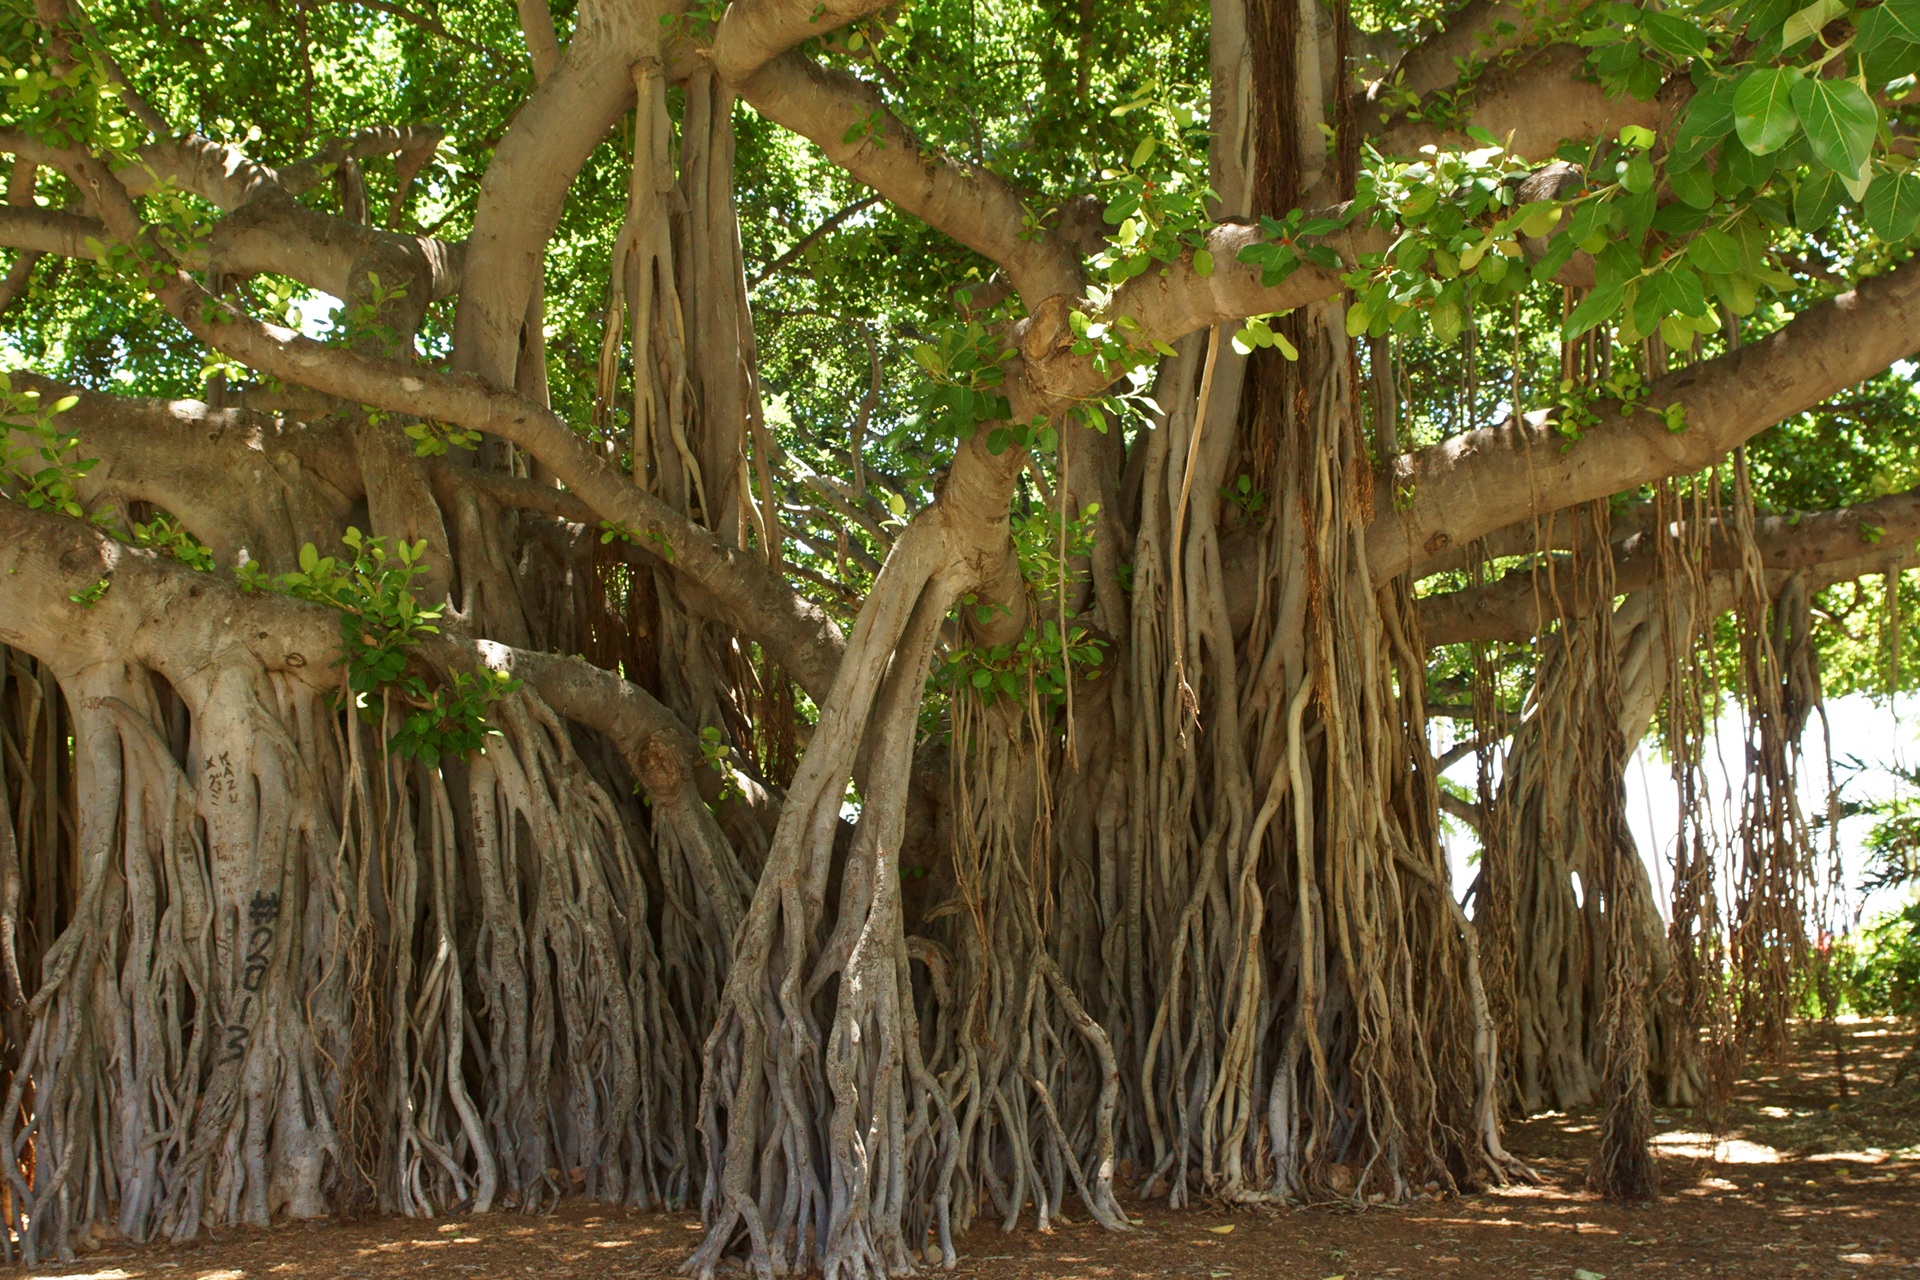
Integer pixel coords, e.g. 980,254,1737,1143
7,1021,1916,1280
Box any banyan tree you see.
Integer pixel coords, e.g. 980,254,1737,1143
1,0,1917,1269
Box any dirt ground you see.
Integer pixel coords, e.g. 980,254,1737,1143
11,1018,1918,1280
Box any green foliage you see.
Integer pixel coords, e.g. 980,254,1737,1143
1238,208,1349,288
904,322,1013,448
1826,762,1920,1017
240,529,517,765
598,520,675,562
698,725,743,803
1221,473,1268,522
67,577,110,607
1090,81,1217,291
1230,312,1301,360
1346,134,1565,348
401,419,482,458
1833,897,1920,1016
131,510,216,570
0,374,91,517
934,501,1106,712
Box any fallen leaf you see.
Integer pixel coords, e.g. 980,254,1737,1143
1575,1270,1607,1280
1205,1224,1235,1234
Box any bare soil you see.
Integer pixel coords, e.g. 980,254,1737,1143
13,1019,1918,1280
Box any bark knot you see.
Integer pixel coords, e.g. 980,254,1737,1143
635,731,688,799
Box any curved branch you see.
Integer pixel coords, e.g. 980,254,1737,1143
735,53,1084,307
450,3,650,382
2,374,361,567
151,279,845,698
1371,255,1920,581
0,134,464,302
710,0,893,84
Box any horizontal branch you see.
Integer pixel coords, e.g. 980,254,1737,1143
1370,254,1920,581
0,134,464,303
0,204,101,260
1389,0,1598,102
1420,486,1920,645
0,497,733,814
1370,45,1680,162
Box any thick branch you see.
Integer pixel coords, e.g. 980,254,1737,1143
1371,256,1920,580
516,0,562,80
0,204,102,260
1389,0,1599,102
736,54,1083,307
451,2,649,383
710,0,892,83
160,282,845,699
0,498,725,813
1,374,361,566
0,134,463,302
1370,46,1680,162
1421,486,1920,645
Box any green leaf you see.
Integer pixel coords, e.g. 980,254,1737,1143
1622,152,1655,194
1861,5,1920,81
1790,77,1877,178
1563,284,1624,338
1869,0,1920,42
1732,67,1803,155
1518,203,1563,238
1637,9,1713,57
1794,168,1845,228
1346,301,1370,336
1618,124,1658,151
1779,0,1845,46
1687,227,1743,275
1711,270,1760,315
1865,170,1920,241
1668,80,1737,172
1192,248,1214,278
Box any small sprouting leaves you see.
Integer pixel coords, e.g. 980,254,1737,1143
1231,314,1298,359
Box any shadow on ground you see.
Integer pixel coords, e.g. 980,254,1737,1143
9,1019,1917,1279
